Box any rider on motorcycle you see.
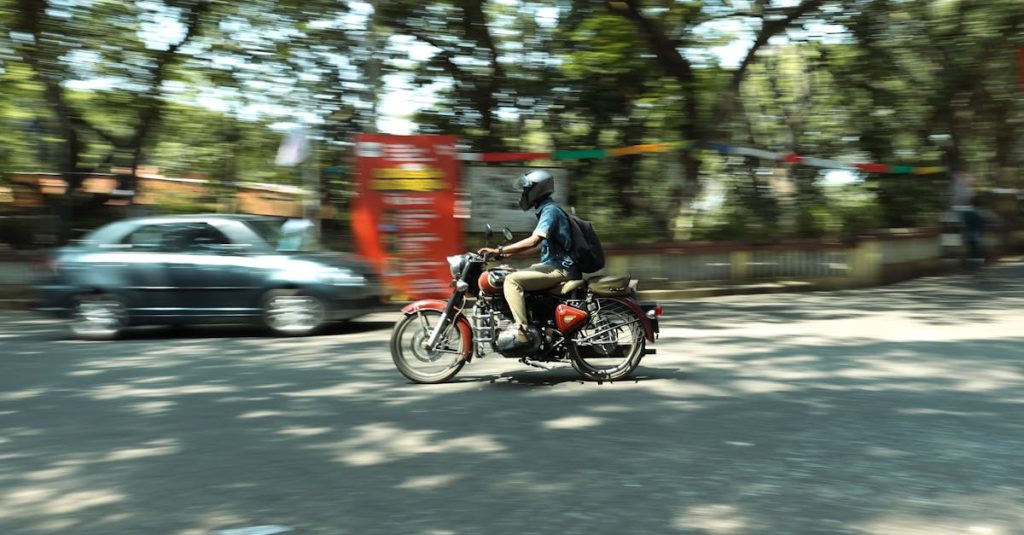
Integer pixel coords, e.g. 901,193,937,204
478,170,581,345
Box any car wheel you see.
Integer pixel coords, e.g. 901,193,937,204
70,293,126,340
262,289,326,336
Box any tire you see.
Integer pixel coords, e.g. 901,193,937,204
70,293,127,340
569,299,644,381
262,289,326,336
390,310,466,384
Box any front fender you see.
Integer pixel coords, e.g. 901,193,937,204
401,299,474,361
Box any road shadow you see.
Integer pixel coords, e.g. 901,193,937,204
443,365,688,387
22,319,394,342
1,264,1023,534
3,329,1024,534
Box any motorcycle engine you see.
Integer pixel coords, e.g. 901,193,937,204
495,324,544,357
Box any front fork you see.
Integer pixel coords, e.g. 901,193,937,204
421,295,458,350
425,286,468,351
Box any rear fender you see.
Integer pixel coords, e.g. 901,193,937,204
607,297,657,343
401,299,474,361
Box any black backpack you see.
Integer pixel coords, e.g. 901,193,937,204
559,207,605,274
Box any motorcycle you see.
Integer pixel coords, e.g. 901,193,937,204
390,227,661,383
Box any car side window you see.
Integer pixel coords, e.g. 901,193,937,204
122,223,231,253
122,225,166,252
178,223,231,253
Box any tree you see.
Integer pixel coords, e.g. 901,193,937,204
606,0,831,235
375,0,510,152
10,0,212,193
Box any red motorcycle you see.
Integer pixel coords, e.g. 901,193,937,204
390,230,661,383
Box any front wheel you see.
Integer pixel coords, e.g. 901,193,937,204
390,310,466,384
569,299,645,381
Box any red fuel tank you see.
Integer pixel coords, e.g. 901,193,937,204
555,304,589,334
479,269,513,295
478,272,499,294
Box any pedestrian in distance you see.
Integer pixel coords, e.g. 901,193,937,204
961,195,986,275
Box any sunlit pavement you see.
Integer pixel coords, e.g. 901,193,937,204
1,265,1023,535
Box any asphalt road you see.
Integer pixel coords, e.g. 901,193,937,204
1,265,1023,535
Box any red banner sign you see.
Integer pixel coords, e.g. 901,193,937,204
351,134,463,301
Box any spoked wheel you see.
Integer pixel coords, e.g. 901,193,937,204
262,289,326,336
570,299,645,381
70,293,127,340
390,309,466,384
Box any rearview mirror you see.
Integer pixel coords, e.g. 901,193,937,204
502,227,514,242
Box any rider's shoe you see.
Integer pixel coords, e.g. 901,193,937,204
496,323,535,353
510,324,530,344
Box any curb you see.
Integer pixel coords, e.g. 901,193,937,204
0,299,34,311
636,281,820,301
0,284,33,311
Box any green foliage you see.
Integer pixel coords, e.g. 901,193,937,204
830,185,885,243
2,0,1023,246
149,103,292,184
0,63,49,173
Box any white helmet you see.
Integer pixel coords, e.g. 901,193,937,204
517,170,554,211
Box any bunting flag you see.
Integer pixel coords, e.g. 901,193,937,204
458,141,949,175
1019,47,1024,91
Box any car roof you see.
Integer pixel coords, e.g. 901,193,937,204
80,214,285,243
120,213,285,225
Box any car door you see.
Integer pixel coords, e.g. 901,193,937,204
104,223,181,317
161,222,264,318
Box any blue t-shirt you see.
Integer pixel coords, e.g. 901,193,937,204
533,198,579,279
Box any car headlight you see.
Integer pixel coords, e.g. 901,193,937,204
447,255,466,278
317,267,365,286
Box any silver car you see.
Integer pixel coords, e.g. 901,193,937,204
35,214,387,339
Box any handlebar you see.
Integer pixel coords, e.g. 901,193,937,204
472,250,504,262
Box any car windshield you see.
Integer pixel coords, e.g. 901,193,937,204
245,218,322,252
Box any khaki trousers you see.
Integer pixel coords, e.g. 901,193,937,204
504,263,570,326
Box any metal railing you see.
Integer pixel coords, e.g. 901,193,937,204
604,231,945,287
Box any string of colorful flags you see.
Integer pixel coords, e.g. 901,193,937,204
457,140,949,175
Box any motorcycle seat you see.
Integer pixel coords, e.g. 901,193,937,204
588,274,632,296
546,274,633,296
547,279,586,295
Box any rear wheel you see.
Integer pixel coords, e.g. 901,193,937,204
262,289,326,336
570,299,644,381
391,310,466,384
70,293,126,340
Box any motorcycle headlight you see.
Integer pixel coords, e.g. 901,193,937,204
447,255,466,278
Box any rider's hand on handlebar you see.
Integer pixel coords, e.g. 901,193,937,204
477,247,502,260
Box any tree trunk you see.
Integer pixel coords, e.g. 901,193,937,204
612,110,645,218
460,0,505,153
610,0,827,238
